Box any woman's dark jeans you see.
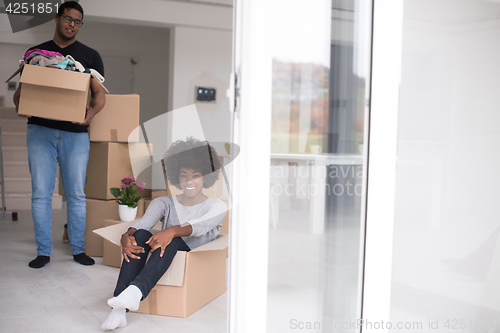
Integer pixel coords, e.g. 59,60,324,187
113,229,190,300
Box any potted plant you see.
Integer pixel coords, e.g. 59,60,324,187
110,177,146,221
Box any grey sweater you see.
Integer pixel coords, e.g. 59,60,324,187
132,196,227,250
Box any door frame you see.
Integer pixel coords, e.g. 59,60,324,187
228,0,273,332
360,0,404,331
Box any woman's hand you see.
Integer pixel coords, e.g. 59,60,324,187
121,232,144,263
146,229,175,257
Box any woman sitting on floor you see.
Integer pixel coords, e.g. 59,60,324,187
102,137,227,331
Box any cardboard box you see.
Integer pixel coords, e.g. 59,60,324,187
152,190,167,199
59,169,151,199
86,142,152,199
94,220,228,317
60,142,152,199
86,199,119,257
137,245,226,317
6,64,91,123
89,94,140,142
219,200,230,258
220,199,230,235
86,198,145,257
102,219,124,267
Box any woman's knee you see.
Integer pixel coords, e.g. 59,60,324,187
132,229,152,245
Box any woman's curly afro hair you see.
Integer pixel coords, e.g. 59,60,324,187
165,137,221,189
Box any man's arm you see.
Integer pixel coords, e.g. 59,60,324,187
13,83,27,118
80,78,105,125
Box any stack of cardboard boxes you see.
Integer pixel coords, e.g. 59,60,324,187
59,94,152,257
6,64,152,257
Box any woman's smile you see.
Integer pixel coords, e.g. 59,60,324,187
178,167,206,204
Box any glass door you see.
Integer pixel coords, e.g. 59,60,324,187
229,0,373,332
267,1,372,332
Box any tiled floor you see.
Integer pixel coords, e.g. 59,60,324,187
0,209,227,333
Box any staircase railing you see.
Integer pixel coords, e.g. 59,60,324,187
0,110,17,221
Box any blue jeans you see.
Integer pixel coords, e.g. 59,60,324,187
114,229,191,300
26,124,89,256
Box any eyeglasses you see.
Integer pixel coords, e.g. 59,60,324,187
62,15,83,27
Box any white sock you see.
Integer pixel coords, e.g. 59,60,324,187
107,285,142,311
101,308,127,331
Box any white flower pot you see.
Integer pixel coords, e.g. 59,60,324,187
118,205,138,222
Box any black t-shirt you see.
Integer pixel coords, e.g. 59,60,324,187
26,40,104,133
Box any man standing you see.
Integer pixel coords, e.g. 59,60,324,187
13,1,106,268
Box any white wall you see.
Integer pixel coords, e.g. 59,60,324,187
390,0,500,326
0,42,32,107
170,26,232,143
0,15,53,46
149,25,233,190
77,22,170,123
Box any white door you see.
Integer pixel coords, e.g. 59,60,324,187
363,0,500,332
